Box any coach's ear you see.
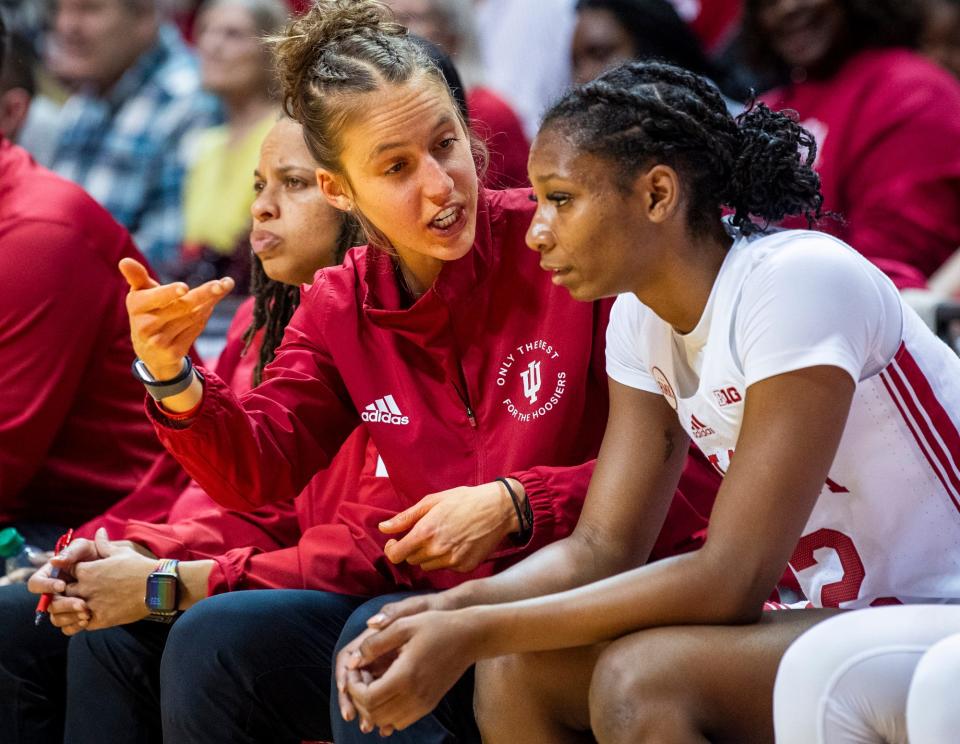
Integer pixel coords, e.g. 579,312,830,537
317,167,353,213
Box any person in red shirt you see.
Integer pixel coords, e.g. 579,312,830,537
384,0,532,188
743,0,960,289
76,3,718,743
0,18,165,550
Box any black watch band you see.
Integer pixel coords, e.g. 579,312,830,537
131,357,196,400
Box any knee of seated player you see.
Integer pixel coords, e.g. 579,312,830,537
907,632,960,742
473,654,525,730
588,629,695,744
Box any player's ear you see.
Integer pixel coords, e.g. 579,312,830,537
634,164,680,225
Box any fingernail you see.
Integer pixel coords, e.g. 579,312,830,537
340,707,349,720
368,613,386,626
211,283,223,295
78,620,87,627
361,720,372,734
176,285,187,296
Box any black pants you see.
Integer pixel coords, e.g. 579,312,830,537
64,590,480,744
0,584,69,743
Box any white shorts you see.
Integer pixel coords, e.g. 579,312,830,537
773,605,960,744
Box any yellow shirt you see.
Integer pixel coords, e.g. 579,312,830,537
182,114,275,255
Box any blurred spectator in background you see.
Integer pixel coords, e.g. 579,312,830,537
666,0,743,54
0,13,165,550
386,0,529,187
922,0,960,79
0,28,33,139
571,0,741,109
47,0,219,277
175,0,287,290
743,0,960,290
473,0,576,140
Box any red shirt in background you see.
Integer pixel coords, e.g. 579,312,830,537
0,137,165,526
469,87,530,189
761,49,960,290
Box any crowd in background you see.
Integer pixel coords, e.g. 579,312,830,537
2,0,960,320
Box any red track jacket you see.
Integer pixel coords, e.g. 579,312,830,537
0,138,164,525
148,189,719,594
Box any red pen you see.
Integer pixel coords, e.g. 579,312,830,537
34,528,73,626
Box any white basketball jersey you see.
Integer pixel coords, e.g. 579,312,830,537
607,229,960,608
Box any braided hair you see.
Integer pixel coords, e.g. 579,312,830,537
541,61,823,237
241,211,363,386
271,0,484,252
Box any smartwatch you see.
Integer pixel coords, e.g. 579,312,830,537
131,356,196,400
144,559,180,623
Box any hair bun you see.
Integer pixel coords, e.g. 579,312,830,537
724,102,823,234
273,0,405,120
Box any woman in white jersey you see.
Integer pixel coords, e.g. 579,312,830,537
332,61,960,742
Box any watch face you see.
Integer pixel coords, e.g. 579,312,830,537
145,574,178,612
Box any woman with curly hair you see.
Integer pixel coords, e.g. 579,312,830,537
742,0,960,290
336,60,960,743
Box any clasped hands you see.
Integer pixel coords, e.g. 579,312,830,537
27,527,158,635
328,478,526,736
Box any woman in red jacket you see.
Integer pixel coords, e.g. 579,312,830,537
0,115,358,743
92,2,716,743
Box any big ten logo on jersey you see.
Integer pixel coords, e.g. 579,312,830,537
712,386,742,407
497,339,568,423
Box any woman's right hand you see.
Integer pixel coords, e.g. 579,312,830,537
119,258,234,381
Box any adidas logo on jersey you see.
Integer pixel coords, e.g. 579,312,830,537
361,394,410,425
690,414,715,439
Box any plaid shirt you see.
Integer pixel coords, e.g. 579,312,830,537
50,26,220,273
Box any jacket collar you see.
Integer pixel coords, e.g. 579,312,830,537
361,188,498,336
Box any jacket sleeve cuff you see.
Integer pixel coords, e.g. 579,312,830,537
122,522,189,560
207,556,235,595
145,366,215,430
490,469,561,558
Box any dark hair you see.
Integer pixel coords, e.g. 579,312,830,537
271,0,484,252
0,12,6,81
741,0,924,80
242,210,364,385
413,34,469,123
0,31,36,97
575,0,718,82
541,61,823,237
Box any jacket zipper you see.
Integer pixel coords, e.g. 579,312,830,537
453,381,477,429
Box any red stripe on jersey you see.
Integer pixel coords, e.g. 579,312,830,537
881,344,960,513
882,370,960,511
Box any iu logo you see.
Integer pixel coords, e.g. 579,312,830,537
521,360,542,404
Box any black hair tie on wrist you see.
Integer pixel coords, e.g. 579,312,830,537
497,477,533,545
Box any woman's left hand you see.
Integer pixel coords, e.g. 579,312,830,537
50,531,157,635
378,480,523,572
343,609,485,735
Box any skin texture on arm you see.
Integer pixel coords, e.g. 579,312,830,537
339,365,856,732
382,380,692,616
